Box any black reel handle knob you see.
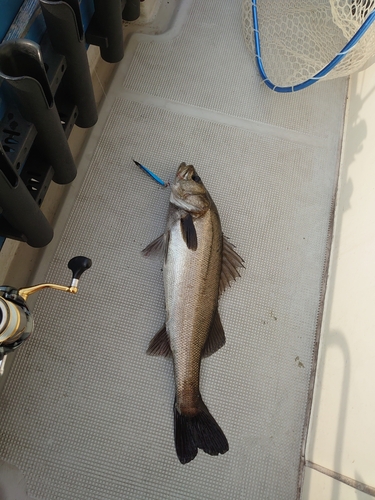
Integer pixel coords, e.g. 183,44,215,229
68,256,92,281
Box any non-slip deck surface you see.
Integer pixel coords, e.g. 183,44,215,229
0,0,347,498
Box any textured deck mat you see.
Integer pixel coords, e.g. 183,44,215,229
0,0,347,498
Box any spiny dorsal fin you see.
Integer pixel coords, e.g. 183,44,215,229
219,235,245,295
180,213,197,251
147,324,172,357
202,310,226,357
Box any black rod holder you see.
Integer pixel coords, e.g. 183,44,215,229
0,145,53,247
0,39,76,185
122,0,140,22
86,0,125,63
40,0,98,129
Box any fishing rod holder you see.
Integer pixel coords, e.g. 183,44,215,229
86,0,140,63
0,0,140,246
40,0,98,128
0,144,53,247
0,0,100,246
0,37,78,246
0,39,77,185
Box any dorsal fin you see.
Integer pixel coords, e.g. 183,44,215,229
202,310,226,357
219,235,245,295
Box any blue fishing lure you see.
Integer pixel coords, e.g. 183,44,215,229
132,159,168,187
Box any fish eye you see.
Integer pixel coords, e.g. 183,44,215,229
192,173,201,183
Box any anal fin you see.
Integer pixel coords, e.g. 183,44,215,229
147,324,172,357
202,309,225,357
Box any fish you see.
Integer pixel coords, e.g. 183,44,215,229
143,162,244,464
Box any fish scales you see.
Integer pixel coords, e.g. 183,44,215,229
166,201,222,416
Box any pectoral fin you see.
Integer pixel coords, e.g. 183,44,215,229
142,232,169,261
202,310,226,357
219,235,245,294
180,213,197,251
147,324,172,357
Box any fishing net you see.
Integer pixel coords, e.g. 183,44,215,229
242,0,375,87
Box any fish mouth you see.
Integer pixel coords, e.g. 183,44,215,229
176,162,194,181
171,162,209,212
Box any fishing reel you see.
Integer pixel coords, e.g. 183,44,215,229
0,256,92,361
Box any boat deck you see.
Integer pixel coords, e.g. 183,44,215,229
0,0,349,498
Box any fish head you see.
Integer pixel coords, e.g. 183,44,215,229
170,163,211,214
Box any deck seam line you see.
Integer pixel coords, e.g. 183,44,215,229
119,88,331,148
306,461,375,497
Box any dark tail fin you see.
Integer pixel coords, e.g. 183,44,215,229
174,400,229,464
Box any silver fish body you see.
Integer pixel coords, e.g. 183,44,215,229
167,199,222,416
143,163,243,464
